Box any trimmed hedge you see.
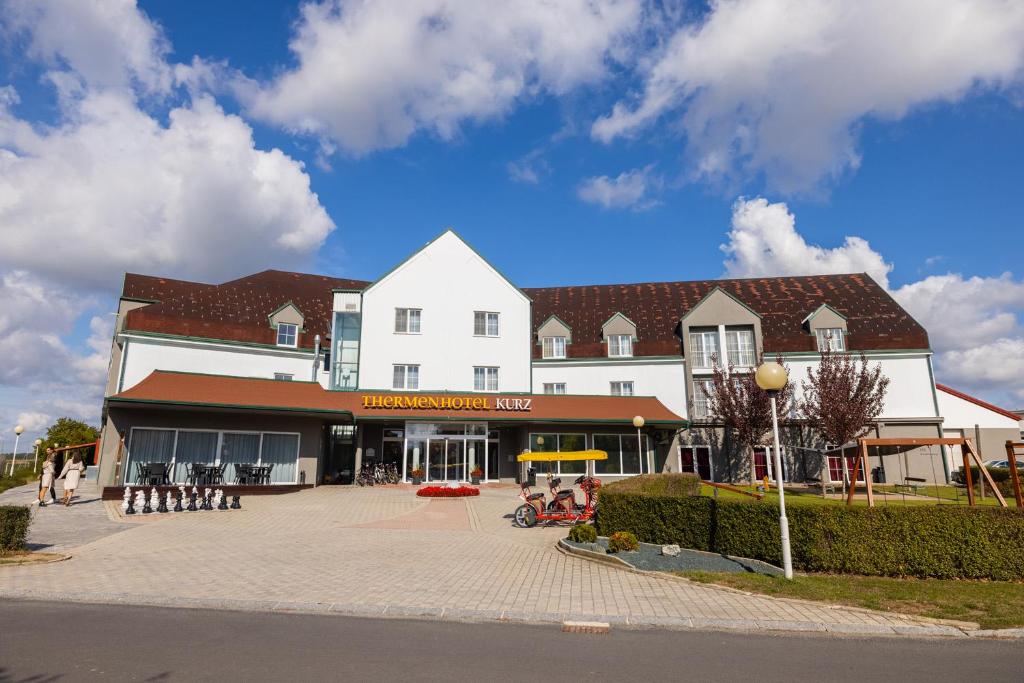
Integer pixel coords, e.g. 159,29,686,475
597,489,1024,580
0,505,31,554
600,473,701,497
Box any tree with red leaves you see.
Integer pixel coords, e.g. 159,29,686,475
799,349,890,450
703,354,793,485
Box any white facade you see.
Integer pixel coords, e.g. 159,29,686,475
347,231,532,393
118,334,327,393
532,359,688,417
782,351,939,420
938,389,1020,430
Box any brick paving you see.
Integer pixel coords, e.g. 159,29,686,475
0,485,985,636
0,482,130,552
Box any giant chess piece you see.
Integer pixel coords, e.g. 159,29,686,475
134,490,146,513
230,495,241,510
121,486,131,512
173,494,183,512
142,496,153,514
187,492,198,512
125,495,136,515
217,493,229,510
201,492,211,511
157,494,168,513
149,487,159,512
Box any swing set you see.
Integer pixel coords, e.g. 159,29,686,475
844,437,1022,508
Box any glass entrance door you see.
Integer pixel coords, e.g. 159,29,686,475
428,441,446,482
446,440,464,482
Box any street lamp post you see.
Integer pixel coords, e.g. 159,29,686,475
8,425,24,477
33,438,43,472
755,362,793,580
632,416,645,474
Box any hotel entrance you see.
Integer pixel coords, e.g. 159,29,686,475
403,422,491,482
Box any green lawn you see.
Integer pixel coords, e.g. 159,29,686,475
699,483,1011,507
0,466,38,495
681,571,1024,630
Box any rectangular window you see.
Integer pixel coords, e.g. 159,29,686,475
725,326,756,366
276,323,297,347
473,366,499,391
608,334,632,357
610,381,634,396
392,364,420,390
691,378,715,419
541,336,566,359
543,382,566,395
592,433,650,476
273,373,293,381
815,328,845,352
394,308,421,333
474,311,500,337
688,328,719,368
529,433,587,475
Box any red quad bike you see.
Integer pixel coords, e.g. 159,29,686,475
514,474,601,528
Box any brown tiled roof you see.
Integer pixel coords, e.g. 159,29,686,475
123,270,368,349
121,269,928,357
524,273,929,357
110,371,686,424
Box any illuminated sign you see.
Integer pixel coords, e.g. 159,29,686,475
361,395,532,412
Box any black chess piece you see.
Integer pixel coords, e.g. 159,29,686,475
142,496,153,514
173,495,183,513
125,497,136,515
187,492,198,512
230,496,241,510
201,494,212,511
157,494,168,513
217,495,228,510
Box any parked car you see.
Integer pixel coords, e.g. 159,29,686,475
987,460,1024,470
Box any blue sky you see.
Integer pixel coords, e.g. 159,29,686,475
1,0,1022,446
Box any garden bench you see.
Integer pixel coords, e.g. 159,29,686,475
894,476,927,494
805,477,837,494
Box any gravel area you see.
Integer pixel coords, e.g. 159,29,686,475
565,538,784,576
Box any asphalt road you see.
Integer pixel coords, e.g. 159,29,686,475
0,600,1020,682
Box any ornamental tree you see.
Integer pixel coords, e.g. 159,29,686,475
703,354,793,485
799,350,890,451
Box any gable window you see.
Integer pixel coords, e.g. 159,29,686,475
474,311,500,337
610,381,634,396
394,308,421,334
542,336,566,359
273,373,293,381
608,334,632,357
725,326,756,366
392,364,420,390
816,328,845,352
691,378,715,419
276,323,298,347
543,382,566,395
688,328,719,368
473,366,499,391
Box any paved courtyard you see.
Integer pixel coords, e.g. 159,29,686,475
0,484,986,636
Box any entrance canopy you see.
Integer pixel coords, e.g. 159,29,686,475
110,371,688,427
517,450,608,462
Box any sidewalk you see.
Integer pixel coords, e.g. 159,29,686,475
0,482,130,552
0,485,1009,638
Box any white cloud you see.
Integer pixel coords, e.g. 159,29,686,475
721,197,892,286
16,411,50,433
2,0,173,95
720,196,1024,405
507,149,551,185
0,89,335,292
577,165,660,210
243,0,643,154
593,0,1024,192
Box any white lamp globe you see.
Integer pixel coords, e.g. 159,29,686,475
14,424,24,435
755,362,788,392
632,415,645,429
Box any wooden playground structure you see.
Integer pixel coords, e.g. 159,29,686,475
845,437,1024,508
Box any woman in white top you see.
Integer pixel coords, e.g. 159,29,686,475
38,450,56,507
58,453,86,506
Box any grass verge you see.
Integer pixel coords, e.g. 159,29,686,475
681,570,1024,630
0,467,38,495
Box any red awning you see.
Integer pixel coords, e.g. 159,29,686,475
109,371,687,426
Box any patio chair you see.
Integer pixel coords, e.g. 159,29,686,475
212,464,226,485
135,462,148,485
261,463,274,485
148,462,169,486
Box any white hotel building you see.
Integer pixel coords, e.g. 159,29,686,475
95,230,974,490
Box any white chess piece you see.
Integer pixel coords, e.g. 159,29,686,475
167,492,177,511
150,487,159,510
122,487,131,511
134,490,146,510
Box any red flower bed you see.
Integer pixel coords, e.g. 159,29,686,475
416,485,480,498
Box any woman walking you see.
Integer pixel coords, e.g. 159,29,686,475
37,449,57,507
58,453,86,506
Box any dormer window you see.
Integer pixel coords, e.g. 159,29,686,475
725,326,755,366
816,328,845,352
542,336,566,359
608,334,633,358
276,323,298,347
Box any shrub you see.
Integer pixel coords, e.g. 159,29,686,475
568,523,597,543
415,485,480,498
597,491,1024,580
602,473,701,497
607,531,639,553
0,505,31,554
